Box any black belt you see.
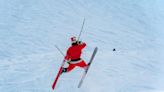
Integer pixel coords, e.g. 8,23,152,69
71,58,81,61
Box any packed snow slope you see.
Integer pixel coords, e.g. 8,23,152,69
0,0,164,92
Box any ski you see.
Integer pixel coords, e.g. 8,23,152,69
52,60,65,90
78,47,98,88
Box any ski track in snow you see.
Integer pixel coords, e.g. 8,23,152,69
0,0,164,92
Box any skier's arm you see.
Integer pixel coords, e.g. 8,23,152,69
64,49,71,61
77,41,86,49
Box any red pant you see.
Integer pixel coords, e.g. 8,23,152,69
66,60,87,72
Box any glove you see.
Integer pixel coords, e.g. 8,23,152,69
77,41,82,44
67,61,71,64
64,59,71,64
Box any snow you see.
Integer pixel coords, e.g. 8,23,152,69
0,0,164,92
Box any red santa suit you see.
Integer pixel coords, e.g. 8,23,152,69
64,42,87,72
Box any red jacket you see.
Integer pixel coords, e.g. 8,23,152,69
65,43,86,60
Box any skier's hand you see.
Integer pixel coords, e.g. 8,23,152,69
67,61,71,64
65,59,71,64
64,58,70,63
77,41,82,44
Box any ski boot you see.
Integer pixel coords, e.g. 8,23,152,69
60,68,67,75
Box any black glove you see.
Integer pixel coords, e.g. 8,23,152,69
77,41,82,44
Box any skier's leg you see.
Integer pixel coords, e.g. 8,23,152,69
76,60,88,69
61,64,76,74
66,64,76,72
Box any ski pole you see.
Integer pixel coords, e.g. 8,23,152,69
55,45,65,56
55,45,71,64
77,18,85,41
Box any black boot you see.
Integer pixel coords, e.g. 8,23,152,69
61,68,67,75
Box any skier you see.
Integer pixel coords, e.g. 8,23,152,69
61,36,88,74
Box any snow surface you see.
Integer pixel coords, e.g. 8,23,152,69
0,0,164,92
